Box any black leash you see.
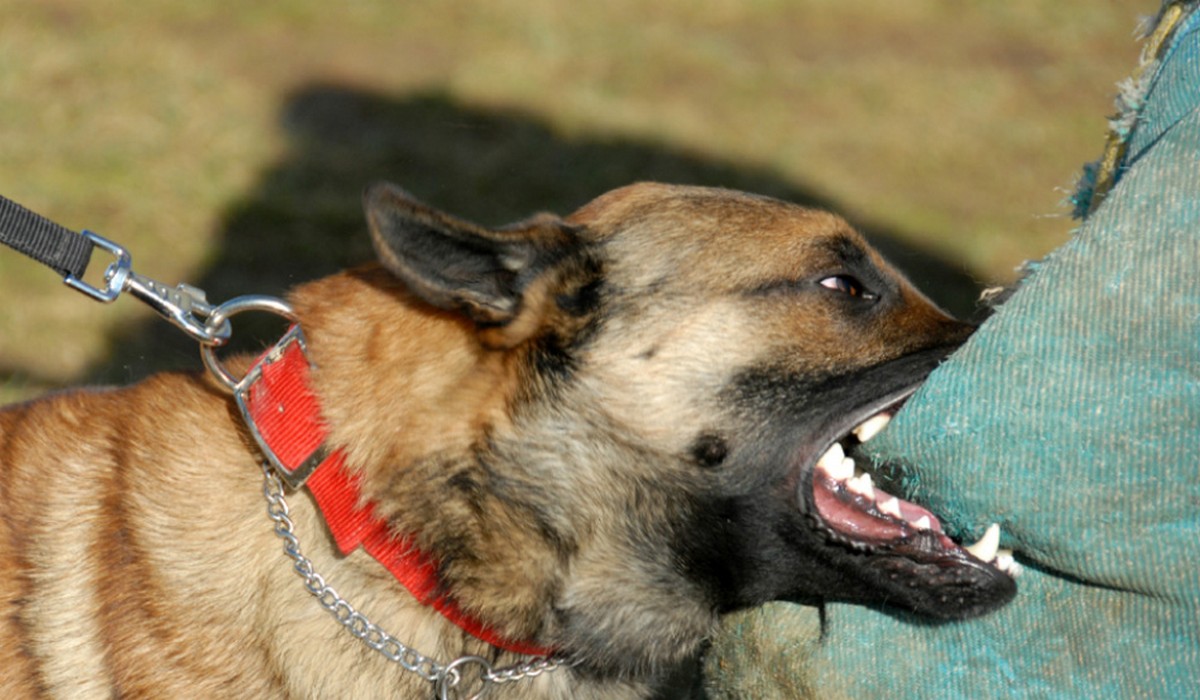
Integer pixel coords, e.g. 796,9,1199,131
0,194,95,283
0,193,231,344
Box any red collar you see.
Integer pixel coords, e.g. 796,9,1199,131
234,327,552,657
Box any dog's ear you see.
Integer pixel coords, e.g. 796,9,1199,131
364,181,578,344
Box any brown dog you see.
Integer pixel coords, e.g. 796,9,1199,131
0,183,1015,699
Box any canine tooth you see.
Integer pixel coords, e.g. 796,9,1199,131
846,472,874,499
816,442,845,474
878,496,902,518
913,515,933,531
964,523,1001,563
853,413,891,443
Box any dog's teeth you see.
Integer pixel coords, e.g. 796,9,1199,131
845,472,874,499
964,523,1001,563
853,413,891,443
913,515,933,531
878,496,902,518
827,456,855,481
816,442,845,474
993,548,1021,577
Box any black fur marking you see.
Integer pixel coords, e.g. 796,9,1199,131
529,333,580,385
524,258,607,392
675,493,838,611
689,434,728,469
556,273,604,318
728,343,961,433
637,346,659,360
827,234,869,268
446,468,485,513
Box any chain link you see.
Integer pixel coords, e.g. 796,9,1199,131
259,462,567,697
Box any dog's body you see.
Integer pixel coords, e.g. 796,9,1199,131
0,183,1014,698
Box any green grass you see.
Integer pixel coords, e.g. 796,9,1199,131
0,0,1144,403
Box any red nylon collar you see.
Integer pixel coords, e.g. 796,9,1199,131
236,327,551,657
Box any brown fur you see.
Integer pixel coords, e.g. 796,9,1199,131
0,183,989,698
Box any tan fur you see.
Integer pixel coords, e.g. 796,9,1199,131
0,183,972,698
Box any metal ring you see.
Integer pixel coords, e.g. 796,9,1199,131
198,295,297,392
436,656,494,700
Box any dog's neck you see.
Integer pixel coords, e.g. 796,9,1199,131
283,265,560,652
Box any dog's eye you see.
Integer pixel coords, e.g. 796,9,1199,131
819,275,876,300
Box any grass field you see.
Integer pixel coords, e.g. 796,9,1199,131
0,0,1146,403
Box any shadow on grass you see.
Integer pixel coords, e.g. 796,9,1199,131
82,84,983,385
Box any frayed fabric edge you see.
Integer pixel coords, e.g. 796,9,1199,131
1069,1,1196,219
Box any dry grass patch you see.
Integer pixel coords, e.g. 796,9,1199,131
0,0,1143,402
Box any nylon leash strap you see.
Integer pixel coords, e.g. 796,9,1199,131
0,193,232,344
0,194,93,281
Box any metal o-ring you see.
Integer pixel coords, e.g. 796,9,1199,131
436,655,494,700
199,295,298,392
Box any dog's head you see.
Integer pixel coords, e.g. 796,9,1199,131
317,182,1014,676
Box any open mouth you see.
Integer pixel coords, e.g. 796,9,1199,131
804,396,1021,580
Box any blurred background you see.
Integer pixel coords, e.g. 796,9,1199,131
0,0,1145,403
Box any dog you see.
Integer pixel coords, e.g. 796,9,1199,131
0,182,1016,699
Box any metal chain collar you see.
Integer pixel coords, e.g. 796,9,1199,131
259,461,567,699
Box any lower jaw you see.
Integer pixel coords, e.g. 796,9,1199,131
807,458,1020,578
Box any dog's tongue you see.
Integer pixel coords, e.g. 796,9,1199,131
812,472,945,544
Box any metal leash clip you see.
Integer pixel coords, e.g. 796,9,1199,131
66,230,232,346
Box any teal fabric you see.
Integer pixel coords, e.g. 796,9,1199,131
707,5,1200,698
